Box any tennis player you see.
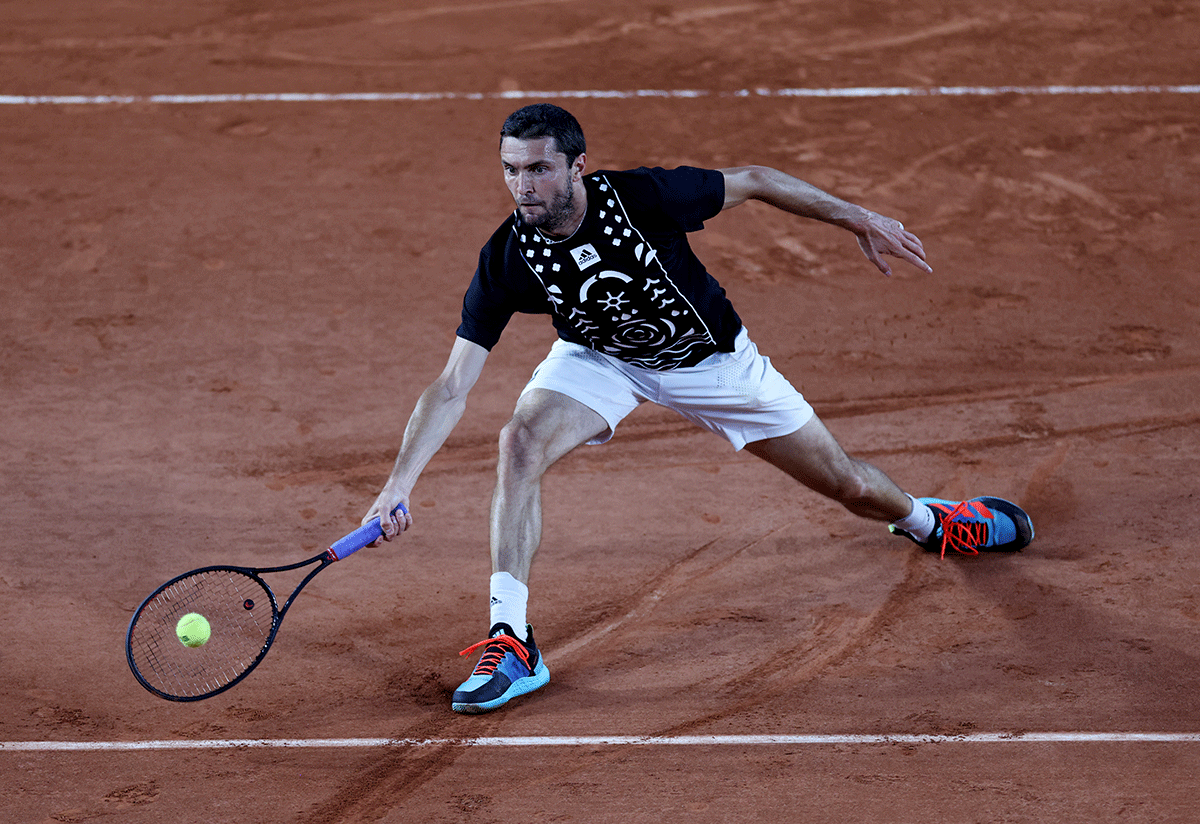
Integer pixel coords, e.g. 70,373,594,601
363,104,1033,714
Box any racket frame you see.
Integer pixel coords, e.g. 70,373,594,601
125,505,402,702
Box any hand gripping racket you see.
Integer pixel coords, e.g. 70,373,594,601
125,505,405,702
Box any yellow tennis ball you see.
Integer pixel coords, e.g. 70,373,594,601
176,612,211,648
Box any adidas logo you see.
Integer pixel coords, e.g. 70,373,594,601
570,243,601,271
490,596,502,606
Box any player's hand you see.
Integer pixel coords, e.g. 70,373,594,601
855,212,932,276
364,493,413,545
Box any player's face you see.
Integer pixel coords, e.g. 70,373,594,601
501,136,585,236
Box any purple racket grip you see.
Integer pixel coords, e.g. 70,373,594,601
327,503,408,561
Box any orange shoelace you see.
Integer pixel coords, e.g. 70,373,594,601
935,499,995,558
459,634,531,676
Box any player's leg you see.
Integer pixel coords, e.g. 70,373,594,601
744,417,1034,556
661,329,1033,557
491,387,609,583
743,414,912,522
453,387,608,715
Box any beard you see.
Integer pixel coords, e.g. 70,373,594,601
518,183,577,234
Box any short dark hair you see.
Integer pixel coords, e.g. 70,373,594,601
500,104,586,166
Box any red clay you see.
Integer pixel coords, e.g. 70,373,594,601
3,2,1199,821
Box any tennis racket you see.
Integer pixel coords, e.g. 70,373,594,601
125,504,405,702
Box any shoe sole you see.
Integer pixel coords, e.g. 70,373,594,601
923,496,1035,552
451,660,550,714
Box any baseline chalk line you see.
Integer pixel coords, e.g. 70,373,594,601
2,85,1199,106
5,732,1200,752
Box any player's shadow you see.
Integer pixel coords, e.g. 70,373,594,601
953,548,1200,731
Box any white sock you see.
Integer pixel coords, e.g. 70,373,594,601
892,494,936,541
489,572,529,641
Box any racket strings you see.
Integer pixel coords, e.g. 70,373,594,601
128,570,275,699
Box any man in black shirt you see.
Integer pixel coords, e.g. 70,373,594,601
364,104,1033,714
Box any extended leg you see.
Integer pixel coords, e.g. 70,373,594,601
743,414,913,522
746,414,1034,556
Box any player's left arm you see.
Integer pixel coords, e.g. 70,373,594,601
719,165,932,276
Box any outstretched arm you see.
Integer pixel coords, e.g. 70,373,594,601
719,165,932,276
363,335,490,541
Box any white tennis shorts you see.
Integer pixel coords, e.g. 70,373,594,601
520,328,814,451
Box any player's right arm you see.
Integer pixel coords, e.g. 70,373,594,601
364,334,490,541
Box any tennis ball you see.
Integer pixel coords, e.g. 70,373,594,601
176,612,211,648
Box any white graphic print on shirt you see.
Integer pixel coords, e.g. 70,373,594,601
514,176,716,369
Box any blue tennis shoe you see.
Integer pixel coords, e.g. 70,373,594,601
452,622,549,714
890,497,1034,558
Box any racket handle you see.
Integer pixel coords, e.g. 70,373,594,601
328,503,408,561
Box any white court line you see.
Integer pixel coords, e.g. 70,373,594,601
1,85,1199,106
4,732,1200,752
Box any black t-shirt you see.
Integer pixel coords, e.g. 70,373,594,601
457,166,742,369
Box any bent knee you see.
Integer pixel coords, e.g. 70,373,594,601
497,415,554,476
498,416,539,460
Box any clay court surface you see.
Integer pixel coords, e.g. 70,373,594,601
3,1,1200,821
